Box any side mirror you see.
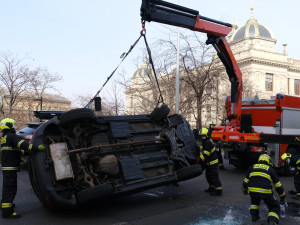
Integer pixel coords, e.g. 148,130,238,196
95,97,101,111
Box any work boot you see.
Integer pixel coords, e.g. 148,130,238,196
292,195,300,200
289,190,297,195
251,215,260,222
204,187,214,193
210,190,222,196
2,211,20,219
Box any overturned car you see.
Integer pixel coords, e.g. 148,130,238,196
29,105,202,210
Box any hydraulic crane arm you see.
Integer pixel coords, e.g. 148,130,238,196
140,0,243,127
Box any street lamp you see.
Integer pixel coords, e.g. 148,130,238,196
34,96,43,111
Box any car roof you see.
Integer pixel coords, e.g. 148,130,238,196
27,122,43,127
34,110,66,120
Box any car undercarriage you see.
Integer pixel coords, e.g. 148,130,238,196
28,106,203,210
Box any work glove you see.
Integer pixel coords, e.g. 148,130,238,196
242,186,248,195
280,197,286,204
35,144,46,151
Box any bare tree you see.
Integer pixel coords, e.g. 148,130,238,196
26,67,62,97
151,30,223,128
0,52,30,116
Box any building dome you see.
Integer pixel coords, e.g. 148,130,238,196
231,7,275,42
132,59,153,80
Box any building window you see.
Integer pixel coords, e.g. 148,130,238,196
295,79,300,95
265,73,273,91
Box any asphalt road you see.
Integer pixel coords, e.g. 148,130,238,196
0,160,300,225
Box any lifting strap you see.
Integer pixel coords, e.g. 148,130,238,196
86,21,165,108
85,32,144,108
141,23,164,106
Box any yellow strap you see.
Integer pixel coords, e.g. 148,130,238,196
17,140,24,149
268,212,279,220
29,144,33,151
249,172,272,181
203,150,210,156
1,203,13,208
244,178,249,183
206,158,218,166
248,187,272,194
274,181,282,188
200,154,205,161
211,147,216,153
250,204,259,210
215,186,222,190
2,167,20,171
1,146,17,151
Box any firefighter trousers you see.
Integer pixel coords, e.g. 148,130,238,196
250,194,280,224
205,164,222,192
1,170,17,217
295,172,300,198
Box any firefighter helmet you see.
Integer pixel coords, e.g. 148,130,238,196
258,154,273,166
199,128,209,137
209,121,216,126
0,118,15,131
281,153,291,161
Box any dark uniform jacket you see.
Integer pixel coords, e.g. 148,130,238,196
1,131,33,171
199,137,218,166
290,155,300,172
242,162,285,198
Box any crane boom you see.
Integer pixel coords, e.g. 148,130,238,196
140,0,243,129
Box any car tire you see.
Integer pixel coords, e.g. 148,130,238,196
59,108,95,126
150,104,170,123
284,147,299,176
176,164,203,182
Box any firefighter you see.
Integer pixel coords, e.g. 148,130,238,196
208,122,226,170
281,153,300,200
199,128,222,196
0,118,45,218
242,154,285,225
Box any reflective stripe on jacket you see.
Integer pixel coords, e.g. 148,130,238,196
200,137,218,166
1,132,33,171
242,162,285,197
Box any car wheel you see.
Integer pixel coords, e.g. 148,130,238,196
59,108,95,126
176,164,203,182
150,104,170,123
284,147,299,176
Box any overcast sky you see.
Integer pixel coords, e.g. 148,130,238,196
0,0,299,103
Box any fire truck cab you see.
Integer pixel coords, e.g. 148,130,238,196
225,93,300,175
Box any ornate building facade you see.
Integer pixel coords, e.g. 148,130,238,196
126,8,300,128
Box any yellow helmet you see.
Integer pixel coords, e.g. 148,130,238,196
199,128,209,137
0,118,15,131
258,154,273,166
209,121,216,126
281,153,291,161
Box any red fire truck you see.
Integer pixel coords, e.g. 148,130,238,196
216,93,300,175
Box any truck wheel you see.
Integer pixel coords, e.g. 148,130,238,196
150,104,170,123
60,108,95,126
284,148,298,176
